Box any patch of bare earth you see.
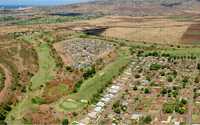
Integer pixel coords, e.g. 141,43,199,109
0,64,12,104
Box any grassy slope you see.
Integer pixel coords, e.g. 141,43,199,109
5,35,56,125
54,48,131,112
144,47,200,57
13,15,100,25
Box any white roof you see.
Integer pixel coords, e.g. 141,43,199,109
104,93,114,98
121,77,128,80
108,88,119,94
132,62,136,65
94,106,102,112
111,85,120,90
174,122,180,125
78,123,86,125
96,102,105,107
101,97,111,102
131,113,142,120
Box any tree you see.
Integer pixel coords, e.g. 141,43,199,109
150,63,161,70
197,63,200,70
167,76,173,82
133,85,138,91
180,98,187,105
62,118,69,125
163,102,175,113
175,106,186,114
144,88,150,94
135,74,140,79
142,115,152,124
83,66,96,79
161,88,168,95
160,71,165,76
194,76,199,83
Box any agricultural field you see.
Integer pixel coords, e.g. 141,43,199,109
80,15,200,44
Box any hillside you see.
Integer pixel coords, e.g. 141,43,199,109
52,0,200,16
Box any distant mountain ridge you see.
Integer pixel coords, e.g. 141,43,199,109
0,5,29,9
54,0,200,16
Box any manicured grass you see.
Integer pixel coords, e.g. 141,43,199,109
30,42,56,90
74,49,129,100
59,100,83,111
55,48,130,112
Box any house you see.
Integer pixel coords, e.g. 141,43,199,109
174,121,180,125
131,113,143,120
94,106,102,113
101,97,111,103
96,102,105,107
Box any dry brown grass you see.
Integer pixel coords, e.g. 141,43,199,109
84,16,193,44
0,15,199,45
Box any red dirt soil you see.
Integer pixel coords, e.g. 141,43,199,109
0,64,13,104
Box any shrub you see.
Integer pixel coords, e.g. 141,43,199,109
135,74,141,79
163,102,175,113
197,63,200,70
167,76,173,82
31,97,46,104
160,71,165,76
83,66,96,79
194,76,199,83
62,118,69,125
161,88,168,95
142,115,152,124
73,80,83,93
150,63,161,70
133,85,138,91
182,77,188,83
144,88,150,94
180,98,187,105
172,90,178,98
175,106,186,114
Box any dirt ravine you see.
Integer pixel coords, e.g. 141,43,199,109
0,64,12,104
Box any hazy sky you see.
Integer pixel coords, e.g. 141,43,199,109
0,0,92,5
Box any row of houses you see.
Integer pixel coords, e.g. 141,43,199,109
75,60,137,125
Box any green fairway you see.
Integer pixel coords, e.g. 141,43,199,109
5,33,57,125
55,48,131,112
30,42,56,90
59,100,83,111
